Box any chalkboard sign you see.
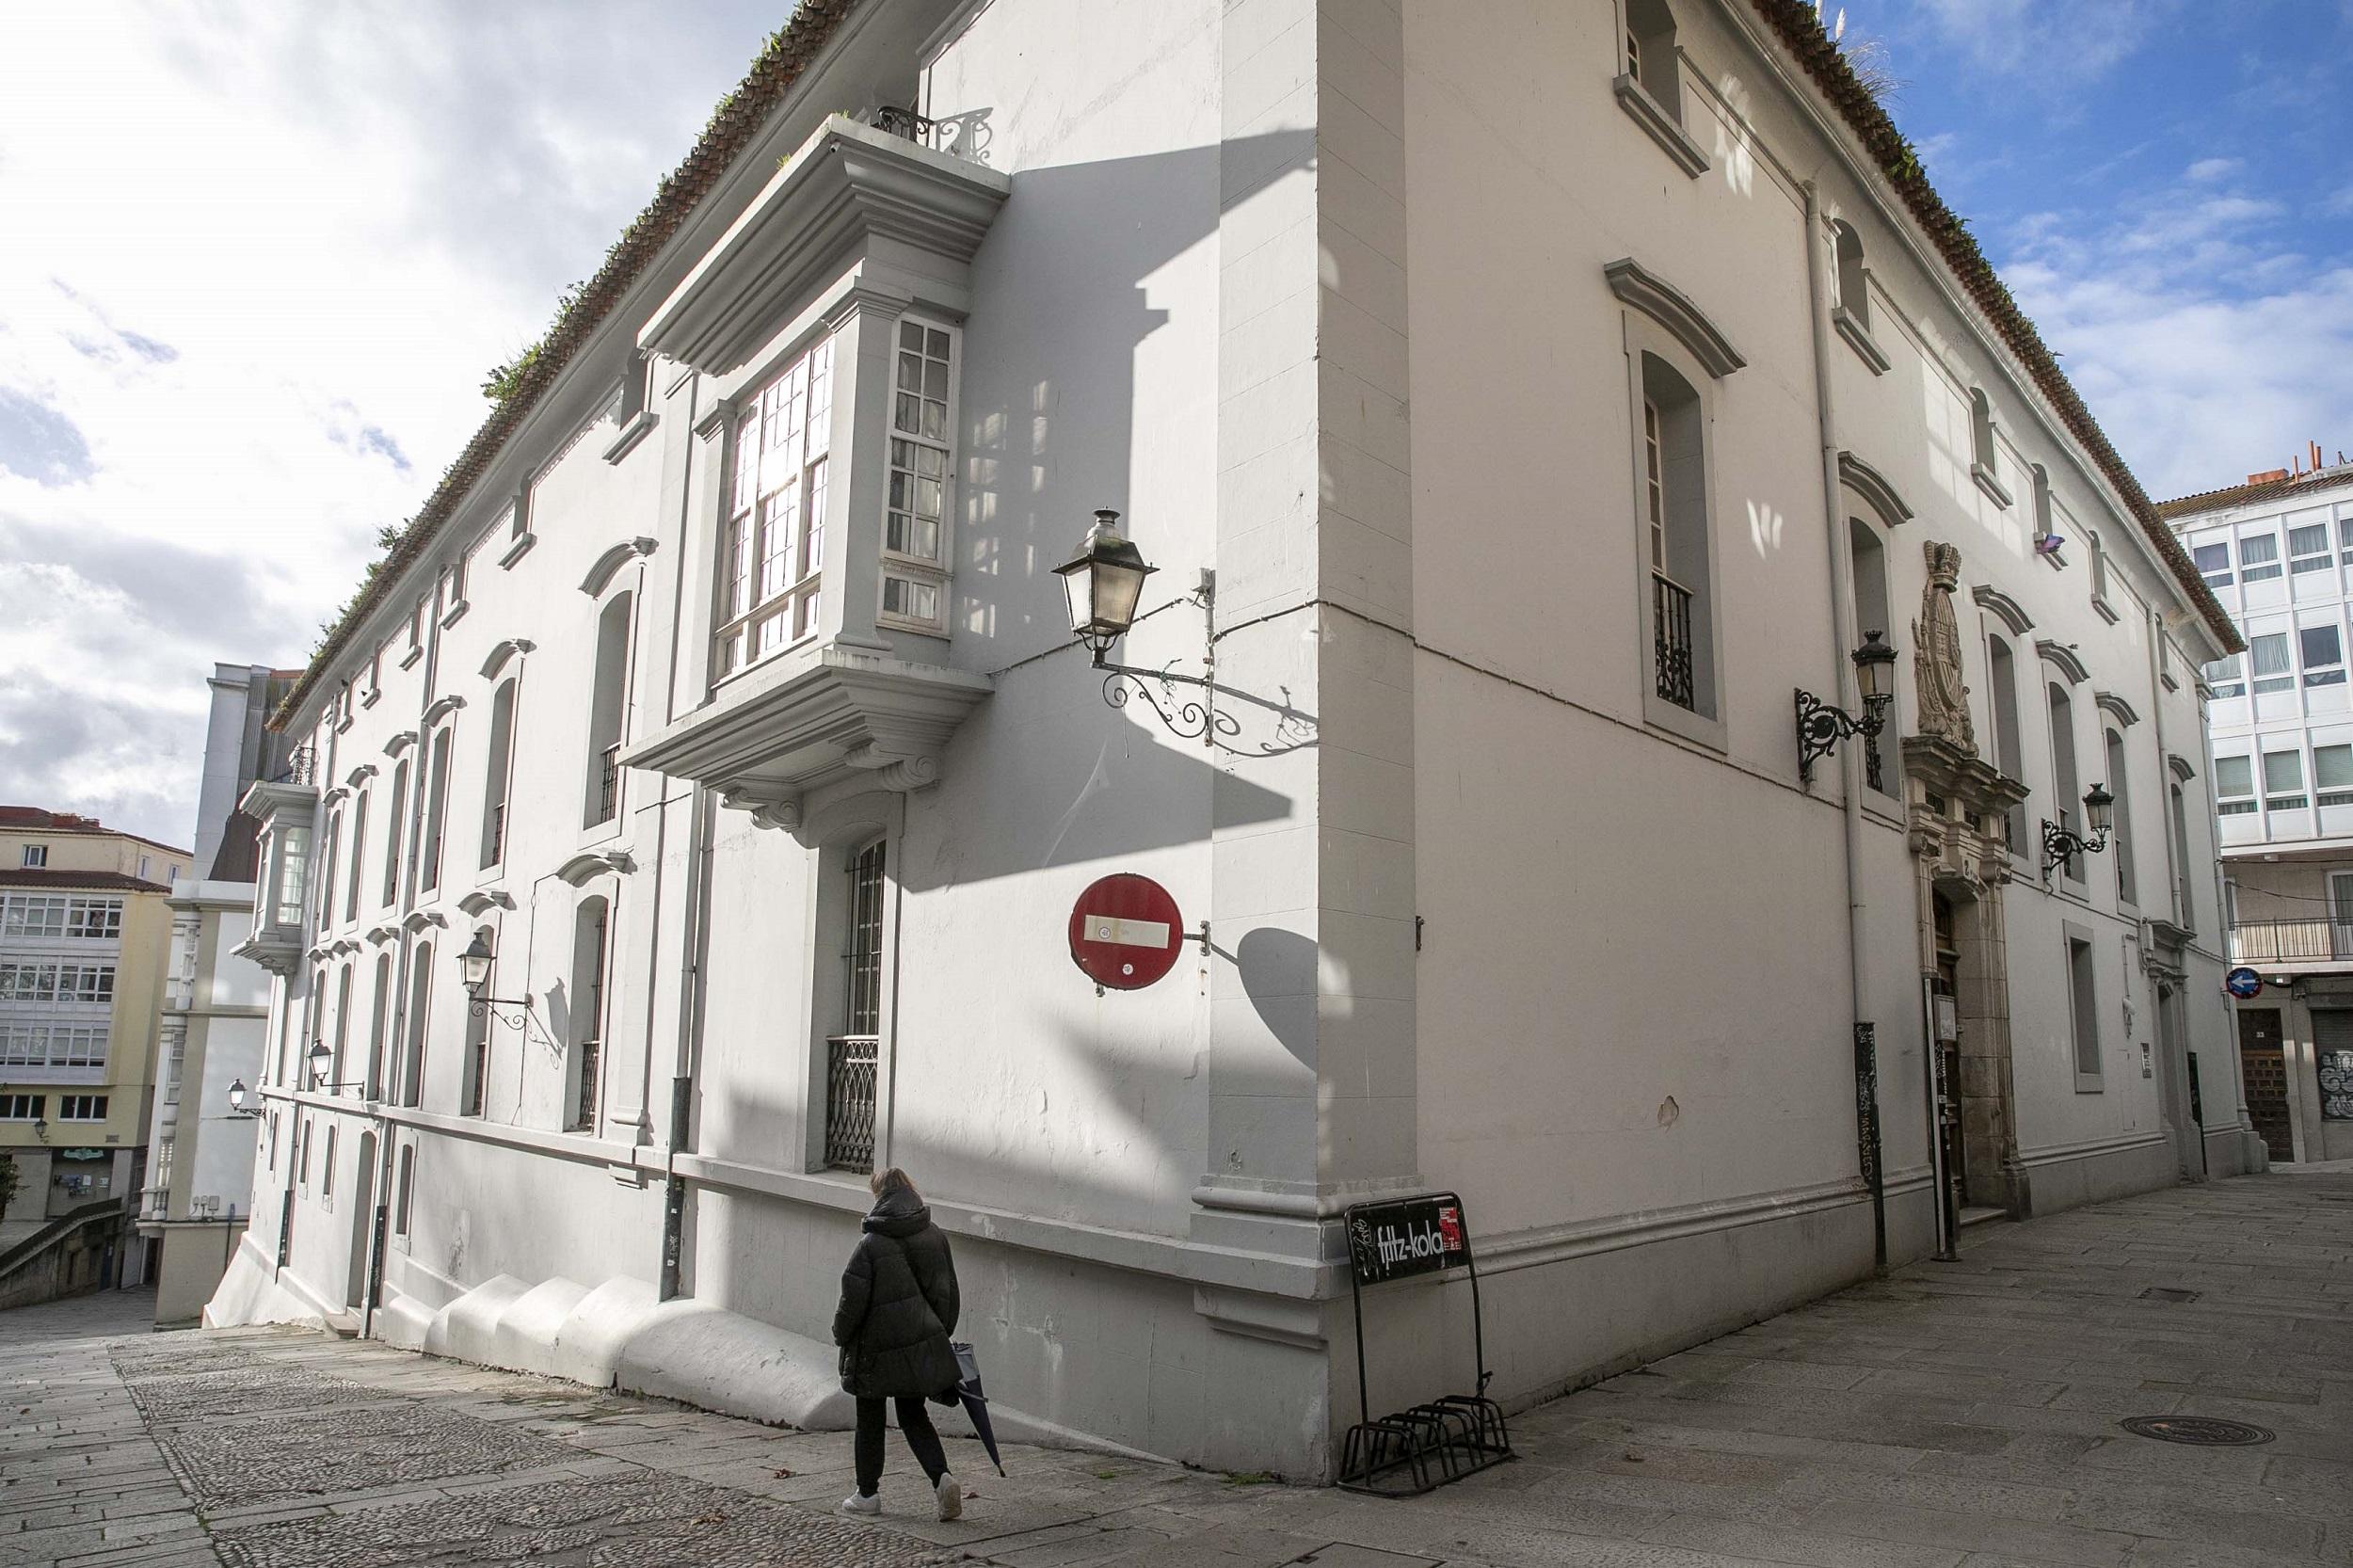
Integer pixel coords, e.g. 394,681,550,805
2319,1049,2353,1121
1345,1194,1469,1286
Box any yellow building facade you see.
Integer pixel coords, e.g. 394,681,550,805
0,808,187,1300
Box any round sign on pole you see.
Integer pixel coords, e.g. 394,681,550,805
2225,967,2263,1000
1069,874,1186,990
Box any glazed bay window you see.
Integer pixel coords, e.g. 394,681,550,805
627,120,1006,827
879,321,954,633
714,334,834,676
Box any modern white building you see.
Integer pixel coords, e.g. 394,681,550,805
2165,456,2353,1164
137,664,299,1324
212,0,2259,1478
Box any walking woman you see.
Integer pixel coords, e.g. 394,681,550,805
832,1167,966,1521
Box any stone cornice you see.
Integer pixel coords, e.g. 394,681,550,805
2093,691,2140,728
579,539,658,600
638,117,1011,376
1970,584,2033,636
2035,638,2089,685
1838,450,1913,527
1604,256,1746,378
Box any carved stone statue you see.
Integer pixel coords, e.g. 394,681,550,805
1913,540,1976,754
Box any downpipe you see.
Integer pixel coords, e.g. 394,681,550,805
1802,181,1890,1273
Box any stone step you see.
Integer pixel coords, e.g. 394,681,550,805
324,1311,362,1339
1958,1205,2009,1229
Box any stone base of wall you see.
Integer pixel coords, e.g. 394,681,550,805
2017,1132,2176,1217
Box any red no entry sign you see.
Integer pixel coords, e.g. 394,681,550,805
1068,873,1185,990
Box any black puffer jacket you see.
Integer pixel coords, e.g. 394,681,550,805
831,1188,961,1399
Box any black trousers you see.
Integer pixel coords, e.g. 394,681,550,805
855,1395,948,1496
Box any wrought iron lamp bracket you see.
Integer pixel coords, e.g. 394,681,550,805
1795,687,1891,785
2039,819,2109,879
466,995,534,1032
1098,662,1239,745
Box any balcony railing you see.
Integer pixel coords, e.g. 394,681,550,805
825,1034,878,1171
2229,918,2353,965
1653,572,1695,711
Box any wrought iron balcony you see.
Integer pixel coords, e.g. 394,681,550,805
825,1034,878,1172
1653,572,1696,711
2229,918,2353,966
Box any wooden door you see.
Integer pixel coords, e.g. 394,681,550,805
2238,1007,2293,1161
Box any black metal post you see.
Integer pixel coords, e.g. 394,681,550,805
660,1075,690,1302
1854,1022,1886,1274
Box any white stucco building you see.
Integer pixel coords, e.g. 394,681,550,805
212,0,2259,1478
137,664,299,1324
2165,456,2353,1165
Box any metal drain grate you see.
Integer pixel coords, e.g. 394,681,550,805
2119,1416,2275,1447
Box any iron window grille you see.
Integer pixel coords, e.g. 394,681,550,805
1654,573,1696,711
825,841,887,1171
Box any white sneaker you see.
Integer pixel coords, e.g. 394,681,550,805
936,1471,963,1522
840,1491,882,1516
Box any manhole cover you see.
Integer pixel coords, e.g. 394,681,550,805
2119,1416,2275,1447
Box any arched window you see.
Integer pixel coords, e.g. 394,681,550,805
379,759,408,908
1849,517,1896,796
1625,0,1681,120
344,790,369,923
330,962,353,1091
366,953,392,1100
585,596,632,828
1988,636,2025,849
2105,728,2137,905
568,898,609,1132
479,679,517,870
401,940,431,1108
419,728,453,894
1969,390,2009,506
317,808,342,929
1831,221,1868,330
460,923,493,1116
2169,782,2194,925
2047,682,2082,879
1641,352,1715,720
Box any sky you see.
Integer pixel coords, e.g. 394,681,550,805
1,2,2348,851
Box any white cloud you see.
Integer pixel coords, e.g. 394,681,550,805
1909,0,2185,88
2185,155,2244,182
0,1,775,847
2001,171,2353,500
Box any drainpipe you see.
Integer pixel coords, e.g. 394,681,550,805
658,373,710,1304
1801,182,1887,1273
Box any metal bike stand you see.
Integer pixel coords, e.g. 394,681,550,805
1337,1192,1513,1496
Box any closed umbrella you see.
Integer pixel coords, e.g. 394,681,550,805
948,1341,1005,1477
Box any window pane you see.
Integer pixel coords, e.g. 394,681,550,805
2292,524,2329,557
2241,535,2279,565
2216,755,2253,795
2304,626,2344,666
2251,632,2293,677
2318,744,2353,790
2265,750,2305,792
2193,542,2229,574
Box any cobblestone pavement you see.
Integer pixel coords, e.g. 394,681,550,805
6,1167,2353,1566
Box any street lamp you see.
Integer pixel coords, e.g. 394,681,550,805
1055,509,1236,745
457,932,531,1031
1795,632,1898,786
225,1079,256,1118
2041,783,2115,877
1055,511,1157,666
